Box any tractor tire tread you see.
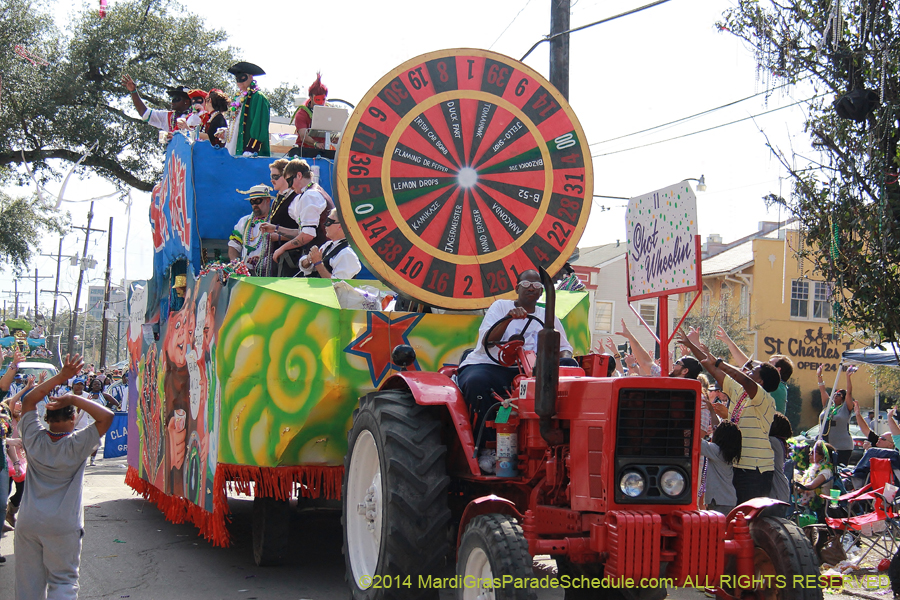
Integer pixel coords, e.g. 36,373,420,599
458,514,536,600
751,516,823,600
343,389,450,600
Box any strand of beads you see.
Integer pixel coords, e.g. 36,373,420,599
228,79,258,115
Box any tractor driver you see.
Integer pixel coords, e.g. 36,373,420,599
456,270,577,474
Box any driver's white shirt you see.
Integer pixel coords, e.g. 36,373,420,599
459,299,573,368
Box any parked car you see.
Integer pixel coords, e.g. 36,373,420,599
800,423,866,465
15,361,58,381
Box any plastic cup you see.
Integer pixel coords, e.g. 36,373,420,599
173,409,186,432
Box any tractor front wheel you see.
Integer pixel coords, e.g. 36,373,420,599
342,390,450,600
456,514,535,600
747,516,822,600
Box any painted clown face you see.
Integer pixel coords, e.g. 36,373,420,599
164,297,195,368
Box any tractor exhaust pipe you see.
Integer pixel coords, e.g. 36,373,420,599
534,267,564,446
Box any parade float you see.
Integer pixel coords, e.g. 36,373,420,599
123,53,592,557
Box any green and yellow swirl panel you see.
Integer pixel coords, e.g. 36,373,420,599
216,276,589,468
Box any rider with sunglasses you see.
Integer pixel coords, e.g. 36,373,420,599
228,184,273,267
456,270,576,473
297,209,361,279
268,159,333,275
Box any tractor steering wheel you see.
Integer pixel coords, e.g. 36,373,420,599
483,314,545,367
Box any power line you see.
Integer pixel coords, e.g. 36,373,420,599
590,94,824,158
489,0,536,50
588,78,810,147
521,0,674,60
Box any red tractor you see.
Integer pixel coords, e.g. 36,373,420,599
341,269,821,600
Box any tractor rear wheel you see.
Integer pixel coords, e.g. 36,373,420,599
342,390,450,600
748,516,822,600
456,514,535,600
251,496,291,566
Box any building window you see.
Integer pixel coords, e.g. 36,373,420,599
791,279,809,319
739,284,749,317
790,279,833,320
720,282,731,304
813,282,833,319
701,285,711,316
594,301,613,334
639,303,656,328
790,280,809,318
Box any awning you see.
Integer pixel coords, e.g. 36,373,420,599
842,343,900,369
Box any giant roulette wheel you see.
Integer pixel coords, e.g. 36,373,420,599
336,49,592,309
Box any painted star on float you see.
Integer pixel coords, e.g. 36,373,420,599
345,312,424,387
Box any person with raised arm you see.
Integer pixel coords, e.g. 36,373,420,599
0,350,26,397
854,401,894,449
677,327,780,504
14,354,114,600
715,325,794,413
122,74,192,135
615,319,702,379
817,364,857,466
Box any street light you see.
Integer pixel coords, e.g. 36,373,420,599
683,175,707,192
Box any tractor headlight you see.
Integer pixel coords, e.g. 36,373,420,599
619,471,645,497
660,469,686,497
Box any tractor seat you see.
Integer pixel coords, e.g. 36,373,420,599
438,348,475,380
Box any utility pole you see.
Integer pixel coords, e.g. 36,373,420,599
22,270,51,323
43,237,65,350
116,313,122,363
67,202,106,357
549,0,571,100
99,217,114,368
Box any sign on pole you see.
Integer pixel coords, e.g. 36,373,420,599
626,182,699,300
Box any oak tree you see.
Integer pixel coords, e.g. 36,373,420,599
719,0,900,346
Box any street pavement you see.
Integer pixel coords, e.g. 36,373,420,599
0,456,889,599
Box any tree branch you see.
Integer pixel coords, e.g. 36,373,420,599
812,129,882,202
0,148,154,191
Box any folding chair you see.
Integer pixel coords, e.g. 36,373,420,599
825,458,900,563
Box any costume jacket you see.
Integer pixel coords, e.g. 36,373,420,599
236,91,271,156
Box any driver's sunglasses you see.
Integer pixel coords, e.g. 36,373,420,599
518,281,543,290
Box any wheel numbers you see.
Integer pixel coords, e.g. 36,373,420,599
337,49,593,309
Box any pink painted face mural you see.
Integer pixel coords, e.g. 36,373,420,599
164,290,195,369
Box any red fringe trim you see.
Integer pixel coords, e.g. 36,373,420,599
125,466,232,547
124,463,344,548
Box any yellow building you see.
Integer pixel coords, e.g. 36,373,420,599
677,223,876,431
